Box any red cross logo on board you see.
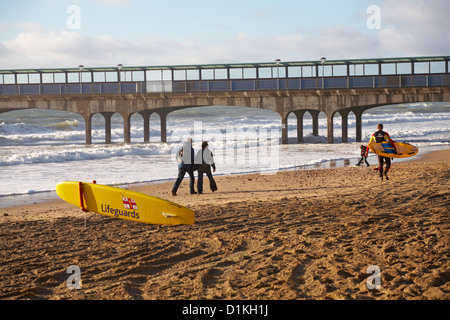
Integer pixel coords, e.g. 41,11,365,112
122,197,138,210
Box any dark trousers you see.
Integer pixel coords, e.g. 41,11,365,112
357,156,370,166
172,167,195,194
378,156,391,177
197,167,217,194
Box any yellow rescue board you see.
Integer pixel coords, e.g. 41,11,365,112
368,141,418,159
56,181,195,225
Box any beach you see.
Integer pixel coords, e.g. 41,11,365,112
0,150,449,300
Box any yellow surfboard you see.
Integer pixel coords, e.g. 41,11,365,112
368,141,418,158
56,181,195,225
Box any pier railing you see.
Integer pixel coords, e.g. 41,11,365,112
0,74,448,95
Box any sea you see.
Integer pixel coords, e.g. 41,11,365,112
1,103,449,208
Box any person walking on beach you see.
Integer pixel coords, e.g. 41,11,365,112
366,123,397,181
172,138,196,196
356,145,370,167
195,141,218,194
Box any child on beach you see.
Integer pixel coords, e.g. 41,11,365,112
356,145,370,167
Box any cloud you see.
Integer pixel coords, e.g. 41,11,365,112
0,27,438,70
377,0,450,56
1,0,448,69
12,22,45,33
1,30,142,69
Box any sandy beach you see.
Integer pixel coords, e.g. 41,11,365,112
0,150,449,300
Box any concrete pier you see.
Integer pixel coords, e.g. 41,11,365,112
0,87,449,144
1,56,449,144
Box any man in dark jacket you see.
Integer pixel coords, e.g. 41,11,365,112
195,141,218,194
172,138,196,196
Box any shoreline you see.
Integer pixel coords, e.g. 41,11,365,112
0,153,358,209
1,148,449,224
1,144,449,210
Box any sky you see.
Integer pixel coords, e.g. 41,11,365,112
0,0,449,69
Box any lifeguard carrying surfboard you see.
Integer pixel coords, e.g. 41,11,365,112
368,141,418,159
56,181,195,225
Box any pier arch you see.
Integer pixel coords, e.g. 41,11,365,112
163,105,283,145
287,112,297,143
88,112,128,144
289,110,327,143
149,112,163,143
347,111,357,142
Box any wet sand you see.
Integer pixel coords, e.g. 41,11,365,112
0,150,449,300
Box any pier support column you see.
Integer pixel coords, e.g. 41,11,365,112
310,110,320,136
281,114,288,145
158,112,168,143
294,110,306,143
85,115,92,145
139,110,152,143
354,110,363,142
101,112,114,144
123,113,131,144
327,113,334,144
340,110,349,143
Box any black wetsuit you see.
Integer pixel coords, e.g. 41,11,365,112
366,130,397,178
